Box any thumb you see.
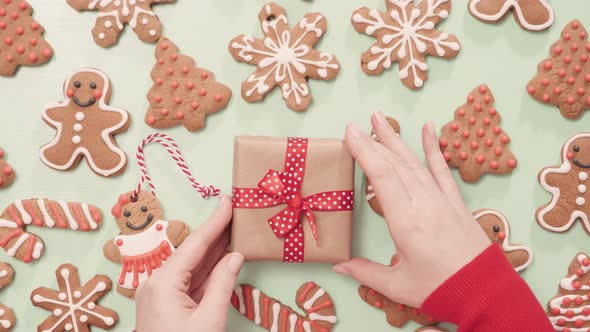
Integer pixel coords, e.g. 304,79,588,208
196,253,244,320
333,257,406,302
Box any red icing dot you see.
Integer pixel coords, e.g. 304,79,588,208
542,94,550,102
28,52,37,63
467,95,475,103
550,307,560,315
154,95,162,103
470,141,478,150
554,87,562,95
575,297,584,305
584,307,590,316
575,319,584,328
575,65,582,73
564,297,573,306
527,86,536,94
578,87,585,96
571,43,579,52
461,130,470,139
507,159,517,168
368,289,376,295
558,69,566,78
490,161,499,170
201,72,209,79
458,109,465,117
2,165,12,175
564,33,572,41
567,96,576,105
160,43,169,50
174,96,182,104
186,82,195,90
156,224,163,231
93,91,102,100
171,81,179,89
476,128,485,137
166,68,174,75
566,310,575,318
568,151,576,160
175,111,184,119
450,123,459,131
146,116,156,125
583,54,590,62
4,37,12,46
483,118,491,126
587,96,590,105
42,48,52,58
199,88,207,96
160,108,169,116
583,258,590,266
494,147,503,156
443,152,451,161
0,149,4,158
565,56,573,64
493,126,501,135
170,53,178,61
116,239,123,246
16,46,24,54
541,79,550,86
182,67,189,74
488,108,497,116
573,280,582,290
18,2,26,10
543,61,553,70
476,155,485,164
439,138,448,148
29,38,37,46
15,26,23,35
374,301,383,309
4,55,12,63
500,136,510,144
0,22,6,30
0,8,5,16
485,139,493,147
553,46,563,55
573,21,581,29
459,152,468,161
191,102,199,110
10,11,18,20
158,59,165,65
30,21,39,30
580,31,588,39
452,141,461,149
567,77,576,85
156,78,163,85
66,89,74,98
468,117,476,125
474,104,483,112
479,85,488,94
483,95,491,103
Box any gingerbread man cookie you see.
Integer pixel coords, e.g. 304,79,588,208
439,84,517,183
527,20,590,119
145,38,232,131
0,198,102,263
40,68,130,177
537,132,590,234
228,3,341,112
0,0,53,76
547,253,590,331
103,190,190,298
351,0,461,90
30,264,118,332
0,263,15,332
366,116,401,217
469,0,554,31
0,149,15,189
67,0,174,48
232,282,337,332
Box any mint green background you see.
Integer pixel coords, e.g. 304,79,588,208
0,0,588,331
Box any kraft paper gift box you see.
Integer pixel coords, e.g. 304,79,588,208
230,136,355,263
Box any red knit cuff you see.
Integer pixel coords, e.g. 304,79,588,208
420,243,553,331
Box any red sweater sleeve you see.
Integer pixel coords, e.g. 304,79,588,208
420,243,553,332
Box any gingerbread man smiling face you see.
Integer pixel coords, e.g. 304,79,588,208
538,133,590,234
40,68,130,177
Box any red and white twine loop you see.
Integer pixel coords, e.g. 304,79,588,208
131,133,221,200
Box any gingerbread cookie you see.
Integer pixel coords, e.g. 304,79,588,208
0,263,15,332
547,253,590,331
40,68,130,177
351,0,460,90
228,3,340,112
366,116,401,217
439,84,517,183
537,132,590,234
145,38,232,131
527,20,590,119
30,264,118,332
103,190,190,298
0,0,53,76
469,0,554,31
0,198,102,263
0,149,14,189
232,282,337,332
66,0,174,48
474,209,532,272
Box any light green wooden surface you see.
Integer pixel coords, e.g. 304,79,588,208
0,0,588,331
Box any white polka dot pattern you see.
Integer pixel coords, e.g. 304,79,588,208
232,138,355,263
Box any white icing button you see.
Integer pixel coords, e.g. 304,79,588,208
53,309,62,316
580,185,587,194
580,172,588,181
74,290,81,298
75,112,85,121
87,302,96,309
114,0,121,5
98,33,105,40
80,315,88,323
58,293,66,300
104,20,112,28
577,197,586,206
149,30,157,36
142,18,149,25
72,136,81,144
73,124,82,132
65,323,73,331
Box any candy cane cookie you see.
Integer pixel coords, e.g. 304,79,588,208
0,199,102,263
232,282,337,332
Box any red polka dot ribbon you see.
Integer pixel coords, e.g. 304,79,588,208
233,138,354,263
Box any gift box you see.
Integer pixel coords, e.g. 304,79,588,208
231,136,355,263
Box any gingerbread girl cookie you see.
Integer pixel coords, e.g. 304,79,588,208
0,149,15,189
30,264,118,332
547,253,590,331
40,68,130,177
228,3,341,112
232,282,337,332
67,0,174,48
351,0,461,90
103,190,190,298
0,263,15,332
537,132,590,234
0,198,102,263
469,0,554,31
366,116,401,216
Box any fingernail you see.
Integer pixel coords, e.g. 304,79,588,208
425,121,436,137
227,253,244,275
332,264,350,275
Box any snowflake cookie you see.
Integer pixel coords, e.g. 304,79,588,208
228,3,341,112
66,0,174,48
351,0,461,90
30,264,118,332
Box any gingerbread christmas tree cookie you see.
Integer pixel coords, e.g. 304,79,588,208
547,253,590,331
537,132,590,234
228,3,341,112
468,0,554,31
0,0,53,76
30,264,118,332
67,0,174,48
351,0,461,90
439,84,517,183
527,20,590,119
0,149,14,189
145,38,232,132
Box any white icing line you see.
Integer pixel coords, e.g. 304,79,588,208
270,302,280,332
235,286,246,314
309,312,337,323
0,219,18,229
14,200,32,225
289,314,297,332
6,233,29,257
81,203,98,229
303,288,325,310
252,288,261,325
58,201,79,230
469,0,554,31
37,199,55,228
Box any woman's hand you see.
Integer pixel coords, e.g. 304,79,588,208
135,196,244,332
333,112,491,308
